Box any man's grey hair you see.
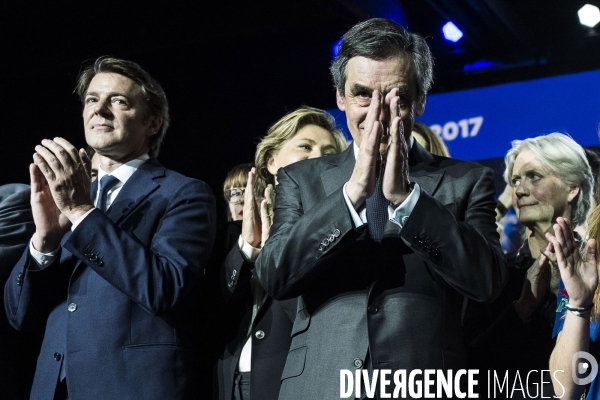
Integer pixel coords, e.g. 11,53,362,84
75,56,170,158
330,18,434,100
504,132,594,227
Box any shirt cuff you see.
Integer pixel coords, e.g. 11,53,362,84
237,235,261,262
71,208,96,231
343,182,367,228
389,183,421,229
29,239,60,267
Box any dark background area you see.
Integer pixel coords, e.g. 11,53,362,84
2,0,600,218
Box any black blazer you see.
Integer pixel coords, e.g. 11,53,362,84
254,141,507,399
217,243,296,400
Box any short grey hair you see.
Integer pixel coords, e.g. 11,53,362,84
75,56,170,158
330,18,434,100
504,132,594,227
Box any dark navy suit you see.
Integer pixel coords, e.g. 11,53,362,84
4,159,216,400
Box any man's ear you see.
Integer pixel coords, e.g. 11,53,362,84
146,115,163,137
267,154,279,176
336,89,346,112
415,96,426,116
567,186,580,203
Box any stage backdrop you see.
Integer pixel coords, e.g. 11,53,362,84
328,68,600,162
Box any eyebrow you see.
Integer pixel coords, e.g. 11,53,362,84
85,91,131,99
349,83,409,97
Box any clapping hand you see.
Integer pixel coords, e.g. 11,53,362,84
31,138,92,252
545,217,598,309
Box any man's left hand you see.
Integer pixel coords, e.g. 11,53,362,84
382,88,411,207
33,137,93,223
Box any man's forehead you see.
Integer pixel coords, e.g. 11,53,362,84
345,55,417,92
87,72,140,94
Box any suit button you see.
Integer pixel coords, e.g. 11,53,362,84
368,305,378,314
228,282,234,288
88,254,98,262
333,229,341,237
232,270,237,276
54,352,62,361
319,245,324,251
329,234,335,242
17,273,23,286
354,358,363,368
321,239,330,247
67,303,77,312
255,330,265,340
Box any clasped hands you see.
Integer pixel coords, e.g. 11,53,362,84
30,138,93,253
240,167,274,249
346,88,411,211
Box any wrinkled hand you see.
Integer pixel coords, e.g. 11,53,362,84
31,138,92,252
545,217,598,308
33,138,93,225
241,168,263,248
260,184,274,245
382,88,410,207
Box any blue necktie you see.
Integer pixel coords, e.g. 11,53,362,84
366,168,387,242
97,175,120,213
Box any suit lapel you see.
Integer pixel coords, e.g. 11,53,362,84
322,145,355,196
106,158,165,225
409,140,444,196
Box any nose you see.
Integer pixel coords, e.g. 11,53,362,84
379,97,390,125
308,148,325,159
93,98,112,117
514,181,527,199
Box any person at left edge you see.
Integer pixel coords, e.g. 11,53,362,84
3,57,216,400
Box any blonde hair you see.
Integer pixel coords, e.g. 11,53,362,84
412,121,450,157
585,205,600,320
254,106,347,197
222,164,253,221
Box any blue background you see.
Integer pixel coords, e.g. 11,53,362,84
329,69,600,162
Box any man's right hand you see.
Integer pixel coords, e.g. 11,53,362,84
346,89,382,210
30,163,71,253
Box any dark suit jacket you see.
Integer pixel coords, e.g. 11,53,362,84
4,159,216,400
0,184,40,400
217,245,296,400
254,141,507,399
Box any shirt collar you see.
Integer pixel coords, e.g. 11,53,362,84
96,154,150,184
352,135,414,160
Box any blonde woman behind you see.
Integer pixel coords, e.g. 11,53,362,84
218,106,346,400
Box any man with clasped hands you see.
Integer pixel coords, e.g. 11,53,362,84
4,57,216,399
254,19,507,399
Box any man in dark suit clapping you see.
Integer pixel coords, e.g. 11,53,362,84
254,19,507,399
